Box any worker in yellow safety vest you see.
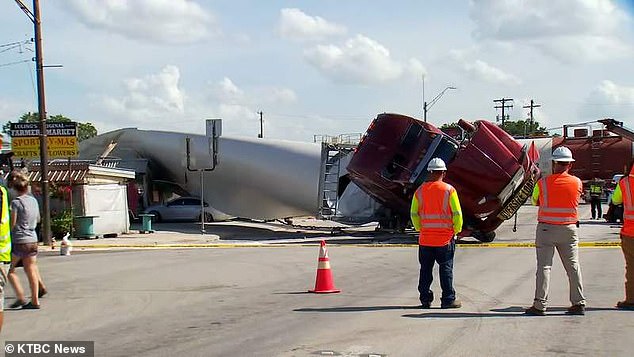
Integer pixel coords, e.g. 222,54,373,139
589,177,604,220
611,160,634,310
410,157,463,309
0,184,12,332
525,146,586,316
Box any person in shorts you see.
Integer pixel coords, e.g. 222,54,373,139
7,172,46,309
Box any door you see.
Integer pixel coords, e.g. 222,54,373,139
166,198,188,220
183,198,204,220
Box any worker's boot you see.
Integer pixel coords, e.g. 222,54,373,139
566,304,585,315
524,306,545,316
441,300,462,309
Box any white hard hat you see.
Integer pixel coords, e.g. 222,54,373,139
552,146,575,162
427,157,447,171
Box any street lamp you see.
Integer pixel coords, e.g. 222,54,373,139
423,86,457,123
14,0,52,246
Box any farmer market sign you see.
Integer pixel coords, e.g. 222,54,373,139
10,122,79,159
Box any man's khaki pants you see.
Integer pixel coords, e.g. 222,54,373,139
622,234,634,303
533,223,585,310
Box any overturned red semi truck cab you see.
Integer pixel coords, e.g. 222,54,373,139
347,113,540,242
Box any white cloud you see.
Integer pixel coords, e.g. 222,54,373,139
209,79,298,135
582,80,634,119
304,35,424,84
535,36,634,63
406,58,427,79
595,80,634,104
95,72,298,136
260,87,298,105
214,77,245,104
469,0,633,62
212,78,297,106
63,0,217,44
278,8,346,41
449,50,521,85
100,65,185,124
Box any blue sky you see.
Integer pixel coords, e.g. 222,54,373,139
1,0,633,142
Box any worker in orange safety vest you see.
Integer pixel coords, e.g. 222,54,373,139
610,160,634,310
410,157,463,309
525,146,586,316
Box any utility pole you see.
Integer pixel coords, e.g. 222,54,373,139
523,99,541,136
257,111,263,138
423,102,427,122
14,0,51,245
494,98,514,130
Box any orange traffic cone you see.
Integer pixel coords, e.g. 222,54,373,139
309,240,340,293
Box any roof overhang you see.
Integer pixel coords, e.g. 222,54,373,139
26,162,135,183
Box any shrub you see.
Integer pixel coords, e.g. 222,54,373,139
50,210,73,239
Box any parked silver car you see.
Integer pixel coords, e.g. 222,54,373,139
144,197,216,222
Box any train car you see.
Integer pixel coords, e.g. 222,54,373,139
347,113,540,242
517,120,634,202
554,123,633,182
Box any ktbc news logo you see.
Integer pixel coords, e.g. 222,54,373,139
5,341,94,357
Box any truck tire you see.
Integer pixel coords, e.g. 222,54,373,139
473,230,496,243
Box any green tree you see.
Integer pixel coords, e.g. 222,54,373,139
439,122,459,130
500,119,546,137
2,112,98,142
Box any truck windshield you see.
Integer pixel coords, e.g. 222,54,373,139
410,136,458,186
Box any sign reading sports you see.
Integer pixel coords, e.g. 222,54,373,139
10,122,79,159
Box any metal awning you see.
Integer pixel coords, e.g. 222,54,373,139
25,161,133,183
26,168,88,183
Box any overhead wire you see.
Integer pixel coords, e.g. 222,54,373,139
0,41,22,48
23,59,37,107
0,59,30,68
0,39,33,68
0,38,37,106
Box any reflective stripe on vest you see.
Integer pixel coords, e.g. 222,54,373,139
0,186,11,262
537,176,579,225
416,182,455,246
621,176,634,236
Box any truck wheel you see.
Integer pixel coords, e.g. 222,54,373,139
200,212,214,223
473,230,496,243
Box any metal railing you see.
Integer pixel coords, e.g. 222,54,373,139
313,133,362,145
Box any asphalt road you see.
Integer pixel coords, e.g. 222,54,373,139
2,203,631,356
2,248,631,355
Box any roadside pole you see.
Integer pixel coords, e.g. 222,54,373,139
186,119,221,235
200,170,205,234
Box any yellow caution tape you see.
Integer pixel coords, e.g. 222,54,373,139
456,241,621,248
579,241,621,248
67,240,622,250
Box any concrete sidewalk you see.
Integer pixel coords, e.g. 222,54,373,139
40,218,390,253
39,204,623,253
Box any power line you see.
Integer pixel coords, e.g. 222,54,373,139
24,59,37,106
0,44,21,54
523,99,541,135
0,41,22,48
494,97,514,129
0,59,30,68
0,39,33,54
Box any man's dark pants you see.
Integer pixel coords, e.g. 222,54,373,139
590,197,602,219
418,240,456,305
